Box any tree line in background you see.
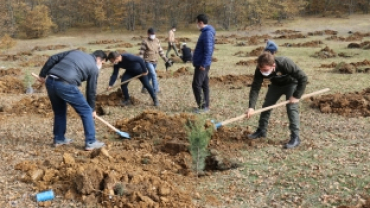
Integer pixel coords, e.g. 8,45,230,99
0,0,369,38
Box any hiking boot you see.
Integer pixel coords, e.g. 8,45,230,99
120,100,132,106
284,134,301,149
141,88,148,94
247,129,267,139
53,138,73,147
153,98,160,106
85,140,105,151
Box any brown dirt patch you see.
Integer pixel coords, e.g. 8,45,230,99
88,39,126,44
310,88,370,117
0,76,24,94
0,68,22,76
215,38,234,44
282,40,323,47
96,90,141,107
106,43,133,49
331,60,370,73
209,74,269,88
273,29,301,34
326,35,363,41
19,55,50,67
32,44,68,51
235,35,271,46
131,36,145,41
234,47,263,57
236,59,257,66
312,46,337,58
274,33,307,39
157,67,193,78
347,41,370,49
307,30,338,36
0,95,78,117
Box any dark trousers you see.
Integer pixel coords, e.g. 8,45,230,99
121,72,156,101
192,66,210,108
258,83,300,136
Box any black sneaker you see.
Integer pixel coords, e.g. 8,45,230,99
120,100,132,106
284,135,301,149
247,129,267,139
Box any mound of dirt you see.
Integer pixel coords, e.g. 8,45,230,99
320,62,337,68
273,29,301,34
0,76,24,94
0,96,78,117
106,43,133,49
215,38,234,44
19,55,50,67
131,36,145,41
307,30,338,36
0,68,22,76
326,35,363,41
236,59,257,66
32,44,68,51
209,74,269,87
157,67,192,78
247,46,264,57
312,46,337,58
275,33,307,39
88,39,125,44
177,37,191,43
283,40,323,47
333,60,370,74
0,54,28,62
310,88,370,117
96,90,141,107
347,41,370,49
169,56,182,63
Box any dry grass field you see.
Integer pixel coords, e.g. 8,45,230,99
0,15,370,208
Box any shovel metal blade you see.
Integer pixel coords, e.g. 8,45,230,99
210,120,222,130
116,131,130,139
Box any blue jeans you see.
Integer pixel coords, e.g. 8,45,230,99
143,62,159,92
46,77,96,145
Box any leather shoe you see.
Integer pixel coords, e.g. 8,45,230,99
284,135,301,149
247,129,266,139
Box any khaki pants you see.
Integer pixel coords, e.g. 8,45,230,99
166,42,179,57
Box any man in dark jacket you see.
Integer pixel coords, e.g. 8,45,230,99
180,43,192,63
246,52,308,149
192,14,216,113
107,51,159,106
36,50,107,151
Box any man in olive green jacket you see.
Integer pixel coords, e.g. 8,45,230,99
246,52,308,149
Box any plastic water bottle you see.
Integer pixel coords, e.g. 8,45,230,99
35,190,54,202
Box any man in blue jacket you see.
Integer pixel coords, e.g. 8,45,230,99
36,50,107,151
107,51,159,106
192,14,216,113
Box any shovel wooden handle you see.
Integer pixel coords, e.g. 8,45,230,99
31,73,39,79
99,73,145,95
95,115,120,132
220,88,330,127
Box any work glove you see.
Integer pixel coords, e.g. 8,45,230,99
165,60,173,71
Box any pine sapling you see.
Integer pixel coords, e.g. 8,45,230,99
186,118,213,175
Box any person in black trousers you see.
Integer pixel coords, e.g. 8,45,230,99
180,43,192,63
107,51,159,106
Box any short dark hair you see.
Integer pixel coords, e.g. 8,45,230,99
92,50,108,61
257,52,275,68
196,14,208,24
171,25,176,29
107,51,120,61
147,28,155,34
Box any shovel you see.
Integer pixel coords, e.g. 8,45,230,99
211,88,330,130
98,73,146,95
95,115,130,139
